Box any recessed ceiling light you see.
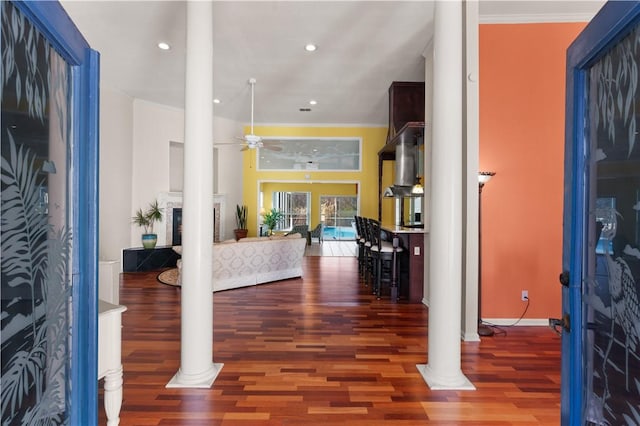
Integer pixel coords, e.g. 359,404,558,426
158,42,170,50
309,100,317,105
304,43,317,52
213,99,221,104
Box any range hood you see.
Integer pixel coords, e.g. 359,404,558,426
380,122,424,198
379,82,425,198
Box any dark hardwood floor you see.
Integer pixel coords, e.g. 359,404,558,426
99,256,561,425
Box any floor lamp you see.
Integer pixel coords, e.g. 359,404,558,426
478,171,496,337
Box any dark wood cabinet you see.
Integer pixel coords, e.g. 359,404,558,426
378,82,426,222
380,225,424,303
387,81,425,142
123,246,180,272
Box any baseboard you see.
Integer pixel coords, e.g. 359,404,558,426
482,318,549,327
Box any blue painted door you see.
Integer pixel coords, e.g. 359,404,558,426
1,1,99,424
564,2,640,424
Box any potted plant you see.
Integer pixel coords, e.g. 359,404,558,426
132,200,163,249
262,207,283,236
234,204,248,240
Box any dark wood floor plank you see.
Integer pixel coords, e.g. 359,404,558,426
99,256,561,425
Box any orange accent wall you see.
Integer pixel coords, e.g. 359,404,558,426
479,23,586,319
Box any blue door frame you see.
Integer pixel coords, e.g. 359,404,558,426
563,1,640,424
11,2,100,424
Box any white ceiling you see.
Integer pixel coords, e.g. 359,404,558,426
60,1,605,127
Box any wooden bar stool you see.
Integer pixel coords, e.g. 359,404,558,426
362,217,375,288
354,216,366,278
369,219,403,301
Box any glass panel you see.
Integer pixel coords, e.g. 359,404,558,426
320,196,357,240
257,138,361,171
585,21,640,425
272,192,309,230
1,2,73,424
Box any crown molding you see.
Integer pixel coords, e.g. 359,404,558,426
480,12,595,24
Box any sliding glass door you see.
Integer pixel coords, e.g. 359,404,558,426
272,192,310,230
320,196,357,240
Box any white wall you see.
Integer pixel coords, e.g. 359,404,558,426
129,100,242,245
130,99,185,246
99,87,134,262
169,141,184,192
212,116,243,240
97,93,242,251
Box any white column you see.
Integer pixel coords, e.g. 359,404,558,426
167,1,222,388
417,0,474,390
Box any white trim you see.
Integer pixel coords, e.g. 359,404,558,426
483,318,550,327
462,331,481,342
480,13,594,24
251,122,389,128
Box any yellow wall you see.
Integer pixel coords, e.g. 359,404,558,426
242,126,388,236
262,182,357,228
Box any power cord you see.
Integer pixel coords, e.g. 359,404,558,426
480,296,530,337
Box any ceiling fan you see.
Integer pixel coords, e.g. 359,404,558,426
215,78,282,151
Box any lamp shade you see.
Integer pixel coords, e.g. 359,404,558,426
478,171,495,185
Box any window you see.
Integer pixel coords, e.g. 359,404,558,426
272,192,310,230
258,138,361,171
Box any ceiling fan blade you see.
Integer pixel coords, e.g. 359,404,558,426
240,145,250,151
262,145,282,151
214,141,244,146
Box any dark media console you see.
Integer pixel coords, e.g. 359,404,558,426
122,246,180,272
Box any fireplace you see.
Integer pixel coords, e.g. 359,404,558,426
171,207,217,245
172,208,182,245
157,192,226,246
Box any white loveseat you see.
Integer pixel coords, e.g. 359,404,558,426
174,233,306,292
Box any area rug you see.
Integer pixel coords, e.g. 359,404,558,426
157,268,179,287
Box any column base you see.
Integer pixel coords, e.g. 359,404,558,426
166,363,224,388
417,364,475,390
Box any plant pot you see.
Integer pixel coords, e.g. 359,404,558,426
142,233,158,249
234,229,248,241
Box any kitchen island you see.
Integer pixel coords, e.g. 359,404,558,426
380,224,426,303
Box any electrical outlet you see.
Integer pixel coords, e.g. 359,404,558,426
521,290,528,301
